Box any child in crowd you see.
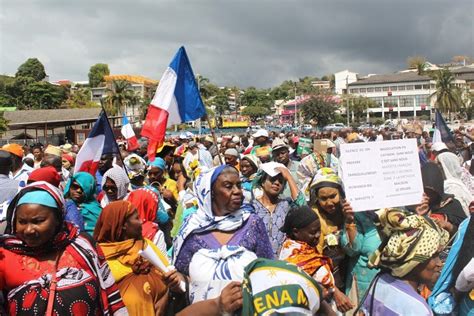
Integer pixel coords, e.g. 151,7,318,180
279,205,336,297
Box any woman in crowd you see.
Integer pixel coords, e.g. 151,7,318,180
340,207,381,305
148,157,179,209
436,151,473,215
309,168,355,313
421,162,467,234
94,200,169,315
100,166,130,207
240,154,260,191
27,165,61,188
64,171,102,235
360,208,449,315
252,162,305,256
0,181,127,315
429,215,473,315
173,165,274,307
126,187,168,256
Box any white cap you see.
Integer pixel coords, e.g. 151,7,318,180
224,148,239,157
252,129,269,138
232,136,240,143
432,142,448,152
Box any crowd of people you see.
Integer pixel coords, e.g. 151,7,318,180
0,124,473,315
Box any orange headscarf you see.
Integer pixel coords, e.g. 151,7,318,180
93,200,136,243
126,188,159,240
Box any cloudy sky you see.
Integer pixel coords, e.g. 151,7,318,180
0,0,472,88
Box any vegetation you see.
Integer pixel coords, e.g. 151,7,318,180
241,106,270,122
104,80,139,115
88,63,110,87
407,55,427,75
430,69,464,114
15,58,46,81
300,95,339,127
0,112,8,135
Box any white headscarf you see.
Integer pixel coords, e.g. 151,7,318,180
100,167,130,207
172,165,252,263
437,152,473,215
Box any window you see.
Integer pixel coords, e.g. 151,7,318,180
375,87,382,92
350,88,359,93
415,85,422,90
382,86,389,91
398,85,406,91
406,85,414,90
430,84,436,89
422,84,430,89
389,86,398,91
367,87,374,92
359,88,367,93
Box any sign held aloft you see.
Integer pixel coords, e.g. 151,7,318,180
339,139,423,212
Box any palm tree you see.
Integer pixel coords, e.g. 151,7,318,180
105,80,135,115
431,69,464,115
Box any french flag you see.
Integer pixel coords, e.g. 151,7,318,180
141,46,206,161
121,114,139,151
74,111,119,175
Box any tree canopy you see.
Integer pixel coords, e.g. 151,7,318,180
88,63,110,87
431,69,464,114
300,95,339,127
241,106,270,122
15,58,46,81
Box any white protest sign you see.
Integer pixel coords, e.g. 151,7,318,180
339,139,423,212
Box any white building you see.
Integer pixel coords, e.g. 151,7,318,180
334,70,358,95
347,71,468,119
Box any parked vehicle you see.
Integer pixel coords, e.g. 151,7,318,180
322,123,346,131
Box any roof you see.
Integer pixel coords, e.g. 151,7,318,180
452,66,474,74
4,108,104,130
349,72,433,86
104,75,158,85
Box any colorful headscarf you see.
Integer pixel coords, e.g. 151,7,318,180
101,166,130,207
148,157,166,171
309,167,345,203
123,153,147,179
126,188,160,240
3,181,79,256
241,258,322,315
172,165,252,263
241,154,261,171
93,200,136,243
369,208,449,277
64,172,102,235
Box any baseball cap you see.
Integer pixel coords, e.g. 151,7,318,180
252,129,269,138
2,143,23,158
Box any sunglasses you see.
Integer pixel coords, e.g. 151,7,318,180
267,175,285,184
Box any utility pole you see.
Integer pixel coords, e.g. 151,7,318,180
346,76,350,126
294,82,297,127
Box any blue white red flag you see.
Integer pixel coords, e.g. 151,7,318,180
141,46,206,161
433,109,454,144
121,114,139,151
74,111,119,175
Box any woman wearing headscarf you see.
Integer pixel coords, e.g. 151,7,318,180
0,182,127,315
100,166,130,207
428,215,473,315
359,208,449,316
94,200,169,316
309,168,355,313
173,165,273,308
126,187,168,256
240,154,260,202
437,151,473,215
252,162,305,257
421,162,467,234
64,172,102,235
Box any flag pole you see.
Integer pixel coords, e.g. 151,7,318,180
203,113,223,165
100,104,130,176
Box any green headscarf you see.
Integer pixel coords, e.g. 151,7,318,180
64,172,102,235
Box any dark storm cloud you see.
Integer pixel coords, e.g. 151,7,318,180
1,0,472,88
